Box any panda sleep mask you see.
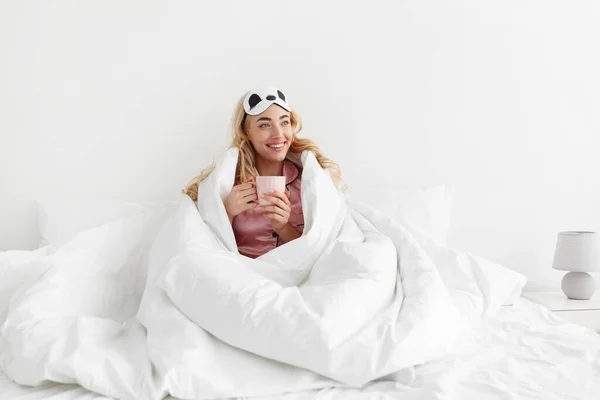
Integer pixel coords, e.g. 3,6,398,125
243,86,291,115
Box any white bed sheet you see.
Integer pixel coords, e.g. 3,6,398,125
0,371,110,400
2,297,598,400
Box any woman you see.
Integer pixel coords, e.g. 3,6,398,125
184,86,344,258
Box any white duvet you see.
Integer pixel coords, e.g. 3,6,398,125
0,148,527,400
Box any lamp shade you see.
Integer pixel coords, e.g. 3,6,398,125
552,231,600,272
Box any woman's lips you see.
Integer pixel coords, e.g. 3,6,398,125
266,142,286,151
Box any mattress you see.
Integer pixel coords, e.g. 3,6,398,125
1,297,599,400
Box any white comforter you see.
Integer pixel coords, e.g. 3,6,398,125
0,148,527,400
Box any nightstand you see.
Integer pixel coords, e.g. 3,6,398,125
522,291,600,334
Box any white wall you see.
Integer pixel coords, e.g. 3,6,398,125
1,0,599,290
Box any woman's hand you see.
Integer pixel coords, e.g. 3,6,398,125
223,178,258,223
260,190,292,234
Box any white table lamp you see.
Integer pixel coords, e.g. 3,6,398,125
552,231,599,300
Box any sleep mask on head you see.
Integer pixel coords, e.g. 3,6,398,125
243,86,291,115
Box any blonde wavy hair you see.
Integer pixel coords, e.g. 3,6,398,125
183,91,345,202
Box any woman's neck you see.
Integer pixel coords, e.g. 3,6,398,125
255,157,284,176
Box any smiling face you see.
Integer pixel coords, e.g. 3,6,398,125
243,104,293,164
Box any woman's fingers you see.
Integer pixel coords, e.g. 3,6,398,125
240,188,257,199
264,212,285,224
261,192,291,210
237,182,256,191
261,205,287,218
242,194,258,204
261,199,290,215
224,178,258,218
272,190,291,205
242,200,258,211
234,180,256,192
239,192,257,205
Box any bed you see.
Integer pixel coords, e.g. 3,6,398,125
1,153,599,399
1,297,598,400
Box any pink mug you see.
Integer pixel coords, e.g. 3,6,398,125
256,176,286,206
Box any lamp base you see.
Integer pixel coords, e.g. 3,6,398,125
561,272,595,300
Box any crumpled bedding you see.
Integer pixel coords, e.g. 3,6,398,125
0,148,528,400
2,298,600,400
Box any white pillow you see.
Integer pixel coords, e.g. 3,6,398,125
36,200,167,247
343,184,454,246
0,247,52,325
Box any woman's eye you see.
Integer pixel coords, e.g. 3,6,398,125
282,120,290,126
259,124,269,128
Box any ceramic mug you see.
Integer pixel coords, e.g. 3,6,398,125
256,176,286,206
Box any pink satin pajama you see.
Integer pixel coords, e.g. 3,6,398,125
232,159,304,259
